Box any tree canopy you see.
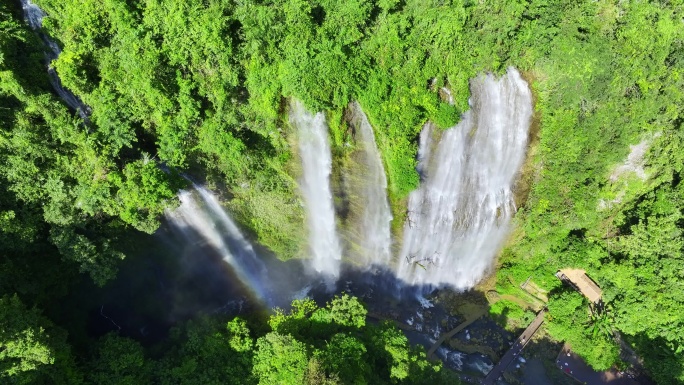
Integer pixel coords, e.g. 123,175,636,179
1,0,683,383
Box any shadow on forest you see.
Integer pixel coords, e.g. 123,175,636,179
624,334,678,385
40,218,664,385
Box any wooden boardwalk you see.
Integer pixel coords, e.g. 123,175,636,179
481,308,547,385
426,308,488,359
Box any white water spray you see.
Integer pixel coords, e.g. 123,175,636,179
416,123,434,181
396,68,532,289
167,186,271,304
290,100,342,280
347,102,393,266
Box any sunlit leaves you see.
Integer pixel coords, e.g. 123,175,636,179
328,294,367,329
107,158,178,234
0,295,77,384
253,332,309,385
0,296,54,379
547,291,620,371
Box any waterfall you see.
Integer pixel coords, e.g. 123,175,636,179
20,0,44,29
20,0,91,120
166,186,271,305
347,102,393,266
416,122,434,181
396,67,532,289
289,100,343,280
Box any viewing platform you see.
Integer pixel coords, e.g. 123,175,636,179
555,269,602,303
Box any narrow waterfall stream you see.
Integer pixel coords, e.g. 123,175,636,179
166,186,273,305
20,0,91,120
396,68,532,289
289,100,343,281
346,102,393,266
22,0,531,294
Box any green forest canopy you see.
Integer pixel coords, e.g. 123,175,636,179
1,0,683,384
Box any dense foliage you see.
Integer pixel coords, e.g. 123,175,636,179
1,0,683,384
1,294,458,385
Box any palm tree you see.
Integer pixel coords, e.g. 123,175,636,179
585,303,614,339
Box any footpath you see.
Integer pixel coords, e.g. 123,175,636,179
481,308,547,384
426,308,488,359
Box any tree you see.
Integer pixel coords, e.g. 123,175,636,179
546,291,620,370
87,334,150,385
0,295,80,384
327,294,367,329
158,316,256,385
253,332,309,385
317,333,370,384
107,158,180,234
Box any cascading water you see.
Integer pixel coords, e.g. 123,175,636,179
416,123,434,181
346,102,393,266
396,67,532,289
166,186,272,305
20,0,43,29
20,0,91,120
289,100,343,281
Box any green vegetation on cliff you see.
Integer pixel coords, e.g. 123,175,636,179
1,0,683,383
